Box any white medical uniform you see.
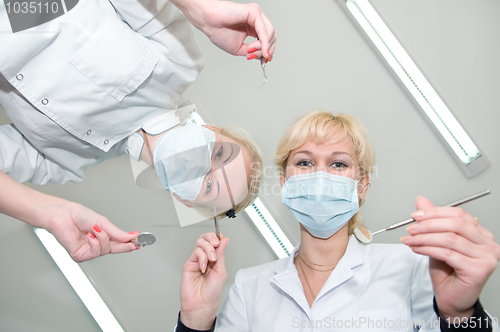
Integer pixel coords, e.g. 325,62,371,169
216,236,442,332
0,0,203,184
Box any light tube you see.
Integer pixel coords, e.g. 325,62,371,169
244,198,294,259
34,228,125,332
343,0,489,177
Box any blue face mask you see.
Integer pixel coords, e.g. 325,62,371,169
153,122,216,201
281,171,359,239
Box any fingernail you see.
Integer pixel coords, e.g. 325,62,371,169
213,238,219,246
406,224,418,232
400,235,410,243
135,246,141,250
411,210,425,218
88,232,95,239
247,47,257,53
201,263,206,274
211,252,217,262
93,224,102,233
265,57,269,64
247,54,257,60
266,51,270,59
128,231,140,235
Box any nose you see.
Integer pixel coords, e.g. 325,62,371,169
210,162,216,173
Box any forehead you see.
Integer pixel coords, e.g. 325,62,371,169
292,131,356,158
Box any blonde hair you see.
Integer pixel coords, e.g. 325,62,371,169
219,126,263,217
275,110,376,235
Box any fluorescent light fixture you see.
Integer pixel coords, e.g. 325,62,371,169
184,100,294,258
34,228,124,332
244,198,294,259
343,0,490,177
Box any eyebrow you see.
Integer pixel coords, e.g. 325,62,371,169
293,150,353,157
223,143,234,164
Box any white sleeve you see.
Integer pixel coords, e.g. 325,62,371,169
216,271,250,332
0,124,83,185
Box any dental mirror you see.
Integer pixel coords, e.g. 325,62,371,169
132,232,156,247
354,189,490,244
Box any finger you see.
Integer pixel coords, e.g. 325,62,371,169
410,245,496,280
193,247,210,273
109,241,139,254
402,232,483,259
100,218,140,243
476,224,495,241
212,236,229,278
198,232,220,248
415,195,435,211
249,5,272,60
268,36,277,62
406,217,485,244
246,41,261,54
196,236,219,263
409,245,474,272
80,231,102,261
91,224,111,255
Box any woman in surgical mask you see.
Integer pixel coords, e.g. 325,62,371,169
138,121,262,223
176,110,499,332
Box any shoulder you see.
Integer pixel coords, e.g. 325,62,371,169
233,257,288,286
359,242,429,272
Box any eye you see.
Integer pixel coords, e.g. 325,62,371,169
206,178,213,194
214,146,223,160
330,161,348,169
296,160,314,167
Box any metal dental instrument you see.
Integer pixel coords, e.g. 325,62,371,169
132,232,157,247
354,189,491,244
213,201,220,240
260,57,267,87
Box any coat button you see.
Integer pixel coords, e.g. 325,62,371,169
41,98,49,105
16,74,23,80
87,130,92,135
104,139,109,145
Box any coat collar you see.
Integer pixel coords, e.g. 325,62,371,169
270,236,365,316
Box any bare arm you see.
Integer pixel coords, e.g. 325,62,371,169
0,170,140,262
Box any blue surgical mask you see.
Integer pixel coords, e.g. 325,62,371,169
153,122,216,201
281,171,359,239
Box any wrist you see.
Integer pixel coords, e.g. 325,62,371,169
435,300,475,321
180,310,216,330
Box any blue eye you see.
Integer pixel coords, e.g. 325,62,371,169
206,178,212,194
215,146,223,159
297,160,314,167
331,162,348,169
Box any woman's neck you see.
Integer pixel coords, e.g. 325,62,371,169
298,224,349,267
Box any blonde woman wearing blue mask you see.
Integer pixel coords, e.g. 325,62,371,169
177,110,499,332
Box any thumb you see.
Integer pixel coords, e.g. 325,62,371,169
214,236,229,271
415,196,435,211
101,218,139,243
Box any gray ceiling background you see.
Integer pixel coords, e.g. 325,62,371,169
0,0,498,330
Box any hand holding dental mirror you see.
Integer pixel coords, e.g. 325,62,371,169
354,189,490,244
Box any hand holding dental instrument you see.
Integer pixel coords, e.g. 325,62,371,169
354,189,490,244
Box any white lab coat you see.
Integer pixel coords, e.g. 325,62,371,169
0,0,201,184
216,236,441,332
